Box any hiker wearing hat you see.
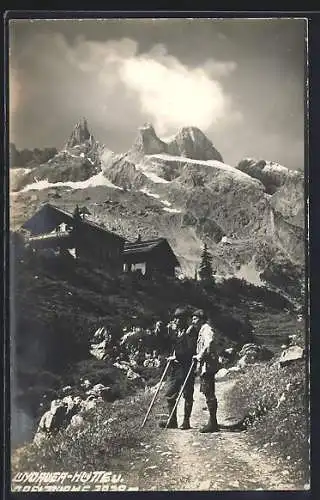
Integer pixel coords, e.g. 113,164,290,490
159,307,199,430
192,309,220,433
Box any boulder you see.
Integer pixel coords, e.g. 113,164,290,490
34,399,67,441
279,345,304,367
215,368,229,379
228,366,241,373
82,396,104,410
238,343,260,357
237,343,272,364
86,383,112,401
61,385,72,394
126,368,141,380
90,340,108,360
69,414,85,429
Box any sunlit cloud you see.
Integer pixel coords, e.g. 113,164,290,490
10,33,241,138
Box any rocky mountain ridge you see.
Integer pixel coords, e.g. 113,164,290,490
10,119,305,299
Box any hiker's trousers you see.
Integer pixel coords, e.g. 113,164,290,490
165,361,196,404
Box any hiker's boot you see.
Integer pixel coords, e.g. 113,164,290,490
159,400,178,429
180,401,193,430
200,398,219,433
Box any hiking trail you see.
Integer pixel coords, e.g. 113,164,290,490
112,379,303,491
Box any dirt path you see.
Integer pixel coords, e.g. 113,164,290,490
116,380,303,491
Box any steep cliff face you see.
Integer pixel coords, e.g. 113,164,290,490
270,171,304,229
236,158,303,196
11,121,305,297
236,157,305,263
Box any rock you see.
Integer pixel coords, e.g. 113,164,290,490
61,385,72,394
69,414,85,429
82,396,104,410
225,348,235,355
165,126,223,162
132,123,167,155
279,345,304,366
215,368,229,379
228,366,241,372
236,158,303,195
126,368,141,380
238,343,260,357
62,395,75,411
80,379,92,390
237,343,272,365
35,399,67,438
86,383,112,400
90,340,108,360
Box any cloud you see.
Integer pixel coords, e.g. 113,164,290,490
70,38,240,134
119,52,238,134
10,33,242,142
202,59,237,78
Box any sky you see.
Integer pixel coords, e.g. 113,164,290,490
9,18,306,169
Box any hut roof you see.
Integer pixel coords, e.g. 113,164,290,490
124,237,180,266
22,203,125,242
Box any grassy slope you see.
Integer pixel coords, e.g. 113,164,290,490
12,390,163,474
224,359,309,484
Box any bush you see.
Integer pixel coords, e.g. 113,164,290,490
64,359,132,400
224,359,309,483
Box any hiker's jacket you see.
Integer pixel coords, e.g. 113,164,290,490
171,325,199,364
196,323,219,374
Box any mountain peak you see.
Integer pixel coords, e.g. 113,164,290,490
166,126,224,162
130,123,223,162
132,123,166,155
65,117,95,149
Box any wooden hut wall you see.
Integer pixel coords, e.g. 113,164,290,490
75,224,124,271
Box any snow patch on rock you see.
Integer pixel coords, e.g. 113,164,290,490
136,163,169,184
21,172,122,192
140,189,160,199
163,207,182,214
149,154,263,185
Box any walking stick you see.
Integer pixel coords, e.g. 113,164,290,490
141,357,172,428
165,358,196,429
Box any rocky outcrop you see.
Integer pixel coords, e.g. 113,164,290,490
236,158,303,195
131,123,167,156
65,118,94,149
279,345,305,367
270,171,304,229
165,126,223,162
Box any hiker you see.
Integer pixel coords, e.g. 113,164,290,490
192,309,220,433
159,307,199,430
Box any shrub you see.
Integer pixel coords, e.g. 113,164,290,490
224,359,309,483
